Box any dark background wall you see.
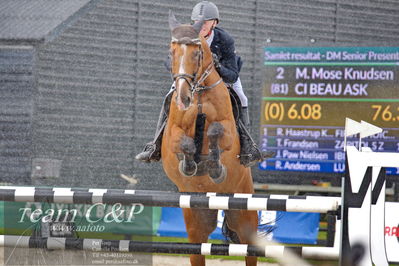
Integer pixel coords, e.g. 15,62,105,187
0,46,35,184
1,0,398,189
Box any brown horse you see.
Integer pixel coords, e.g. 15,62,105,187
160,12,258,266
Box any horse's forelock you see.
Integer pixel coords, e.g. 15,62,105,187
171,25,199,43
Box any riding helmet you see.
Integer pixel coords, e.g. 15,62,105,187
191,1,220,22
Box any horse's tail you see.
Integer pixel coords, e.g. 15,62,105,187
221,215,241,244
221,211,278,244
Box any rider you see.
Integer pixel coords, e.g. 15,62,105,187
136,1,269,167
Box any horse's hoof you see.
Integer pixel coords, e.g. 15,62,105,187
207,122,224,139
180,136,196,155
209,165,226,184
179,160,197,177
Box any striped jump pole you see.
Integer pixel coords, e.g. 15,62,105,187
0,235,338,259
0,186,340,213
0,186,342,201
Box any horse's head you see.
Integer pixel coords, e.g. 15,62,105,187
169,11,206,111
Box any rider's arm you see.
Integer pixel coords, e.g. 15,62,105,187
214,32,239,84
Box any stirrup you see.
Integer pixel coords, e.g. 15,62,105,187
237,142,259,167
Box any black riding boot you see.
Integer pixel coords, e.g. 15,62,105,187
238,107,274,167
135,105,167,162
240,106,251,132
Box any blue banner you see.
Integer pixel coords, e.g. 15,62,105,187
157,207,319,244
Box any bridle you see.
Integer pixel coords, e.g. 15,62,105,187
171,37,223,100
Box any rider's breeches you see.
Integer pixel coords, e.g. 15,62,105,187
232,77,248,107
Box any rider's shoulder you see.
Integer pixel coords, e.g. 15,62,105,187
213,27,234,46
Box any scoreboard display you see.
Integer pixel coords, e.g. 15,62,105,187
259,46,399,175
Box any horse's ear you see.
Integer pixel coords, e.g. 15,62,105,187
192,20,204,34
168,10,181,31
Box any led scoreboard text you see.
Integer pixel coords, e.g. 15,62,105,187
260,46,399,174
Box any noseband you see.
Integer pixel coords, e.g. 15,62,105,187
171,37,223,98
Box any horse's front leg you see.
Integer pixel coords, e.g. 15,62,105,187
179,136,197,176
206,122,227,183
